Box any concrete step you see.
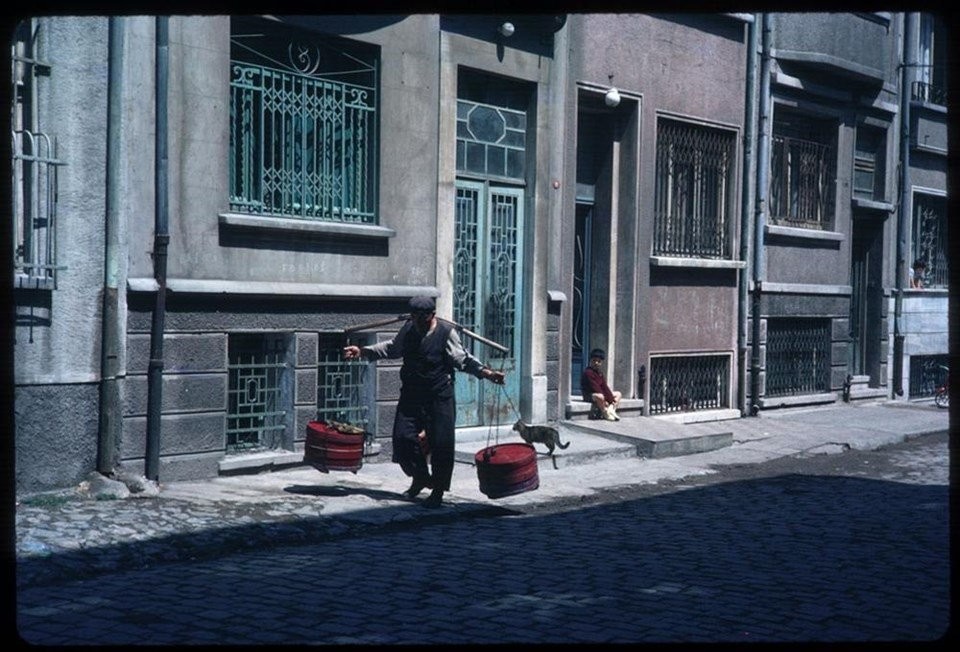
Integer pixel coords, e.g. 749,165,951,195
566,397,644,421
565,415,733,459
454,423,637,470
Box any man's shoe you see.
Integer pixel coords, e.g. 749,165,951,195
422,489,444,509
402,477,430,500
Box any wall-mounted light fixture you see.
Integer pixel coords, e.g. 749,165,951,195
498,21,515,38
604,74,621,107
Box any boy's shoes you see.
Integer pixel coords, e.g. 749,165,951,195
422,489,444,509
588,405,603,420
602,406,618,421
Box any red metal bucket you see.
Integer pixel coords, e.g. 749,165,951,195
475,443,539,499
304,420,365,473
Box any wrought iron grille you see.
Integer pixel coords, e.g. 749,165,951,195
486,192,519,359
317,335,369,428
226,334,287,453
912,193,948,289
456,99,526,181
653,120,735,259
649,354,730,415
770,115,836,230
765,319,831,397
908,354,948,399
454,186,480,358
12,130,63,288
230,24,378,222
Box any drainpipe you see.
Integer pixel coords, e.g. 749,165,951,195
738,14,758,417
749,13,772,415
892,12,913,397
145,17,169,481
98,17,125,475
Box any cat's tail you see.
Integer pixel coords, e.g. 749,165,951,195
558,437,570,449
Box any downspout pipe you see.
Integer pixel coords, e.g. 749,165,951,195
738,14,758,417
749,13,772,415
892,12,914,397
145,17,169,481
98,17,124,474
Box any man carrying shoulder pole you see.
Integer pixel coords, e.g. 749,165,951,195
343,296,506,508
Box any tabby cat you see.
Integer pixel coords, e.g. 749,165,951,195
512,419,570,469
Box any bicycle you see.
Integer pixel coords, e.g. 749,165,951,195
934,365,949,409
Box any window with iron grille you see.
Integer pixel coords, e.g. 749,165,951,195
908,354,948,399
912,14,947,106
226,334,289,453
649,354,730,415
229,17,379,223
853,125,886,201
653,119,736,259
765,318,831,397
317,334,370,429
911,193,948,289
770,109,837,230
11,20,65,290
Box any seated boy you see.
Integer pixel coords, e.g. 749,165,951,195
580,348,622,421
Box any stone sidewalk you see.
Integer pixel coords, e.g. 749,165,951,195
14,400,950,588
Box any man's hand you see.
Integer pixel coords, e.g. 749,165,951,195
343,345,361,360
482,368,506,385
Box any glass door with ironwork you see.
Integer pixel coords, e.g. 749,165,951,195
453,181,524,426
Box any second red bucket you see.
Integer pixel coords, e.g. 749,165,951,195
303,420,365,473
474,442,539,499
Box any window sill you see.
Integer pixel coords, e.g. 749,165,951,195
650,256,746,270
14,274,55,290
219,212,396,240
851,197,893,213
758,393,837,409
765,223,844,242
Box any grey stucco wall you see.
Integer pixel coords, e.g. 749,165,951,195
14,17,109,385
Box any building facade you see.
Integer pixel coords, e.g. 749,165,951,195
11,13,948,494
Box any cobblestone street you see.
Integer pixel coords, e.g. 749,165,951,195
16,433,950,644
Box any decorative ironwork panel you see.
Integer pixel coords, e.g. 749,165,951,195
317,335,369,428
230,23,378,223
653,119,734,259
226,334,287,453
454,185,481,357
770,126,836,230
912,193,948,289
765,319,831,397
909,354,948,399
456,99,526,181
649,354,730,415
486,191,519,359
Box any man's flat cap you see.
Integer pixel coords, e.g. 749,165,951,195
409,296,436,312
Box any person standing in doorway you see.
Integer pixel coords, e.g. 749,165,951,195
581,348,622,421
343,296,505,508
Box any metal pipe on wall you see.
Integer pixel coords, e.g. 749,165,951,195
145,16,169,481
737,14,758,417
892,12,914,397
98,17,124,474
749,13,772,415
